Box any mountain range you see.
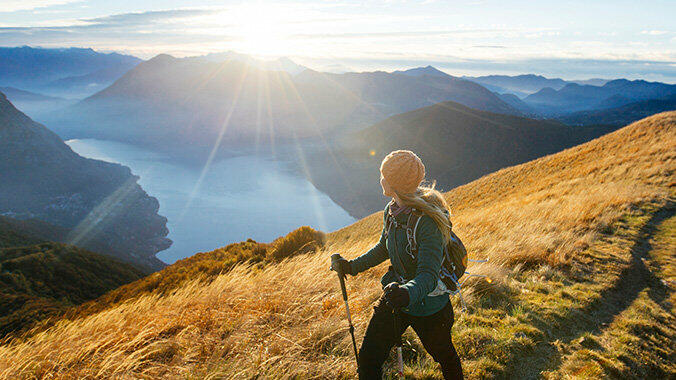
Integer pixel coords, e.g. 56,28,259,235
0,46,141,98
193,51,308,75
301,101,620,218
393,65,450,78
0,91,170,271
44,55,521,154
558,94,676,126
455,74,675,121
463,74,612,98
524,79,676,116
494,92,537,116
464,74,570,98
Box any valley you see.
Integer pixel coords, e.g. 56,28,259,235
0,112,672,379
1,43,674,380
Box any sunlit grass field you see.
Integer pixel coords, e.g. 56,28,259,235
0,112,674,379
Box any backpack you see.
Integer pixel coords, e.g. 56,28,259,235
384,206,468,294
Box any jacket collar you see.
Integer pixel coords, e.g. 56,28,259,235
388,200,412,218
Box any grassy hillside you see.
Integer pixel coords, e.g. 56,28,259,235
0,224,323,341
0,112,673,379
68,226,325,320
0,242,145,339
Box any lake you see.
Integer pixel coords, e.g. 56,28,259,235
67,139,356,264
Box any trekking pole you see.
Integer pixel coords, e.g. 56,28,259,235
331,253,359,366
393,309,404,377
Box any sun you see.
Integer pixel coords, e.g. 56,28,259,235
231,3,293,56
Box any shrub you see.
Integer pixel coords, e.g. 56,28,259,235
267,226,326,262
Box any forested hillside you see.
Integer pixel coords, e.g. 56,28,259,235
0,242,145,339
0,91,170,271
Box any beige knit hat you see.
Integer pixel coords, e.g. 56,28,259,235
380,150,425,194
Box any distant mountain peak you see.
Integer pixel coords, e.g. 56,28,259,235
537,87,558,94
276,56,296,64
188,51,307,75
395,65,450,78
147,53,176,62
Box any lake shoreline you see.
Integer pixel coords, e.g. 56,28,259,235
67,138,356,264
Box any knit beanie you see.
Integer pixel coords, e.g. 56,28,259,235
380,150,425,194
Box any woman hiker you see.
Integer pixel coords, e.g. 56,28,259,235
331,150,463,379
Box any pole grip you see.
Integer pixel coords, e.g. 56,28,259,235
331,253,349,300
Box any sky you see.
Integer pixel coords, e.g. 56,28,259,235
1,0,675,81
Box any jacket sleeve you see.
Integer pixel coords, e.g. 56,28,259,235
400,215,444,306
349,205,390,275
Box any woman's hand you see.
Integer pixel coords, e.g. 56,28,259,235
383,282,410,309
330,254,353,276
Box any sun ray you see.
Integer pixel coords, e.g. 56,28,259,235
274,72,371,228
262,69,277,157
178,64,251,221
254,67,265,152
66,177,141,248
277,72,367,213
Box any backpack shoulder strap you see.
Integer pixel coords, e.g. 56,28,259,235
405,209,423,257
383,201,394,239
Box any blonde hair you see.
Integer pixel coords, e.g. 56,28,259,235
395,181,452,245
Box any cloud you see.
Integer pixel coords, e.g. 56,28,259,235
82,9,217,27
288,28,518,40
0,8,226,47
641,30,669,35
302,55,676,82
0,8,234,58
1,0,78,12
472,45,507,49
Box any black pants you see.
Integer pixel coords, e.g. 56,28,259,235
358,299,463,380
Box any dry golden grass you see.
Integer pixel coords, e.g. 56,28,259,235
0,112,674,379
51,226,323,325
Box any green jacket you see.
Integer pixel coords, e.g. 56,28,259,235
350,203,450,316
